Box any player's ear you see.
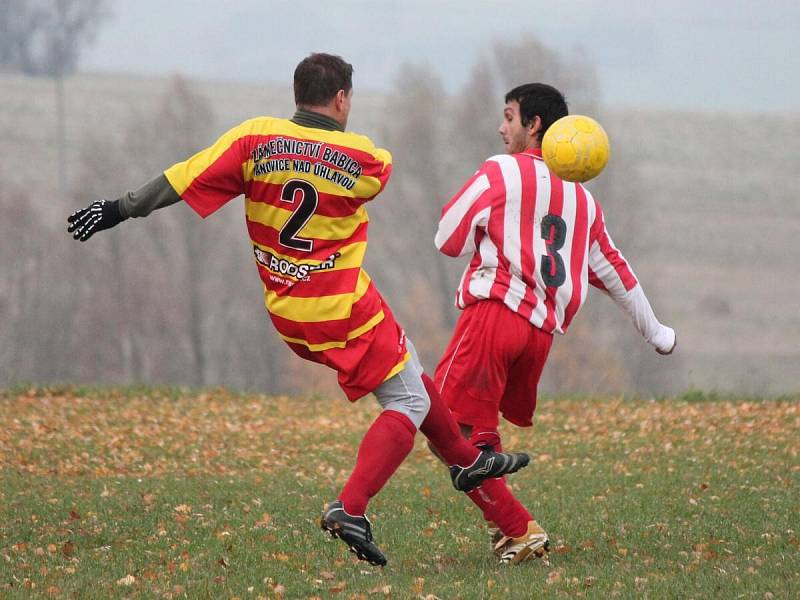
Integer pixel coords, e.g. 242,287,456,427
335,89,347,109
529,115,542,139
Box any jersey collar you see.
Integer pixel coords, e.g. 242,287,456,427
520,148,543,158
291,109,344,132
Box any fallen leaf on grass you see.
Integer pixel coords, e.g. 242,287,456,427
116,575,135,586
254,513,273,528
62,541,75,557
546,570,563,585
330,581,347,593
411,577,425,594
369,585,392,596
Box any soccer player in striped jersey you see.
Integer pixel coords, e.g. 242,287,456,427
66,53,531,567
433,83,676,564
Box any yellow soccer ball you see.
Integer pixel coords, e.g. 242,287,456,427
541,115,610,182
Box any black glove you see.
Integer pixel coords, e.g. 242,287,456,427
67,199,125,241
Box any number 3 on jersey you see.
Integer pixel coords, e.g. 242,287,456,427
540,214,567,287
279,179,318,252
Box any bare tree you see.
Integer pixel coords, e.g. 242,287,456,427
450,36,601,172
0,0,108,76
150,76,215,387
86,75,218,387
1,0,109,196
65,75,291,392
447,60,499,178
379,64,458,329
0,175,41,384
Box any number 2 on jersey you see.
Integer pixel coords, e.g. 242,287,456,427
279,179,318,252
540,214,567,287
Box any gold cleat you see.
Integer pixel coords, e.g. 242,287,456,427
495,520,550,564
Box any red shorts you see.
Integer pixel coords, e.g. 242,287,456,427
286,301,408,402
434,300,553,429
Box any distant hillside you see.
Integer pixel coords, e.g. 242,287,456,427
602,108,800,394
2,73,797,395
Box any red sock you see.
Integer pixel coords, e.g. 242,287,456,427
338,410,416,515
419,374,480,466
469,429,502,451
465,426,529,537
467,478,531,538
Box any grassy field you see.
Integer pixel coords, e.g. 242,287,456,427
1,387,797,599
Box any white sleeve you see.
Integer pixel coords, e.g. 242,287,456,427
435,171,491,257
611,284,675,353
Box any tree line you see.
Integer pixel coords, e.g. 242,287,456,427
0,16,683,395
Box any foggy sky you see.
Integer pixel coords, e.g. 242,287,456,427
80,0,799,114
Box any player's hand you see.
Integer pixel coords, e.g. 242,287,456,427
656,330,676,355
67,199,124,241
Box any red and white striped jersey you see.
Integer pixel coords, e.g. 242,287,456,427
436,149,673,350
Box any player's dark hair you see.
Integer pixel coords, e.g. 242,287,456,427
294,53,353,107
505,83,568,143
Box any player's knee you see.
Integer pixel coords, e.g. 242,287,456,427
407,388,430,427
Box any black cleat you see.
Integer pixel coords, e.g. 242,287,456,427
450,448,530,492
320,500,387,566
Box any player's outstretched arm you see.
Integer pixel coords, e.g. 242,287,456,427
67,173,184,242
67,199,126,242
586,200,676,356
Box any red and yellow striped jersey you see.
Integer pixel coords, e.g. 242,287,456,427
164,116,395,355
